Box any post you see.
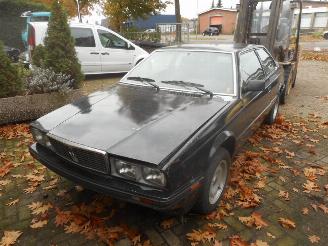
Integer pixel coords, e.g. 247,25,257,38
75,0,82,23
175,0,182,43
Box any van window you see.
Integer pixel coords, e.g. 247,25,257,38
30,16,49,22
97,30,129,49
71,27,95,47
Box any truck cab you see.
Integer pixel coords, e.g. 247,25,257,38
21,11,51,49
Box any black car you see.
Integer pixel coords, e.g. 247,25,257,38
29,44,283,214
3,45,20,63
202,26,222,36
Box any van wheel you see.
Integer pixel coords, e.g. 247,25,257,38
193,148,230,214
266,98,279,125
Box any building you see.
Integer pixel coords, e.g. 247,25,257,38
198,8,238,35
295,6,328,32
303,0,328,8
124,15,177,30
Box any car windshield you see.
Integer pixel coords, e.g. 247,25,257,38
121,51,235,95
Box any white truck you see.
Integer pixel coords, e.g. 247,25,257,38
27,22,149,74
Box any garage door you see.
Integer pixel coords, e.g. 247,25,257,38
210,16,223,25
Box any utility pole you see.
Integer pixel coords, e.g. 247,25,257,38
75,0,82,22
175,0,182,43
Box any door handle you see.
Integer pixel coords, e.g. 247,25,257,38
101,52,110,55
90,52,99,55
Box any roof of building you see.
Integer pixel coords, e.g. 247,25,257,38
161,43,258,53
198,7,238,16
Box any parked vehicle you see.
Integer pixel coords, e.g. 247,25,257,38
202,26,222,36
3,45,20,63
324,31,328,40
29,44,283,214
27,22,149,74
21,11,51,49
144,29,156,33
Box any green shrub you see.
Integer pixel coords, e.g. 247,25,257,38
42,1,83,89
32,44,46,67
0,41,23,98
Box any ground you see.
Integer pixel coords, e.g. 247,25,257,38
0,60,327,246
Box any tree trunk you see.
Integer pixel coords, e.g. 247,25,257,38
175,0,182,43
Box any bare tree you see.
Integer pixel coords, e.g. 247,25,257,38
175,0,182,43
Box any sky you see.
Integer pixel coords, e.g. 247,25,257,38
163,0,240,19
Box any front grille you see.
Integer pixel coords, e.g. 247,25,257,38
48,136,109,174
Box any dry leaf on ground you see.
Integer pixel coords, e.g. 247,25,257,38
0,231,22,246
278,218,296,229
30,219,48,229
6,199,19,206
308,235,320,243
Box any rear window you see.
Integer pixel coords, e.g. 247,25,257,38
30,16,49,22
70,27,95,47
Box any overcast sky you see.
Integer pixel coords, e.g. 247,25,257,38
164,0,240,19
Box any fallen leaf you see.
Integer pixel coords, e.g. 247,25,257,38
6,199,19,206
278,191,290,201
0,231,22,246
318,204,328,214
308,235,320,243
28,202,52,215
303,180,320,193
250,240,269,246
230,235,248,246
208,223,228,230
30,219,48,229
278,218,296,229
266,232,276,239
302,208,309,215
160,218,175,230
311,204,318,212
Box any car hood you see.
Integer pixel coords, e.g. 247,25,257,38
35,85,228,165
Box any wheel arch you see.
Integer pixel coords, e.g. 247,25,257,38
210,131,236,159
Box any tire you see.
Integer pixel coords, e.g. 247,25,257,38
193,148,231,214
265,97,279,125
280,66,293,105
324,32,328,40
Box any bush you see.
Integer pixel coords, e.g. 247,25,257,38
26,67,73,94
0,41,23,98
41,1,83,89
32,45,46,67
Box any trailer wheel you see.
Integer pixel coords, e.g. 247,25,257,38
280,65,293,105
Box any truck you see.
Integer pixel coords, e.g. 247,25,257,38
26,22,149,74
234,0,303,104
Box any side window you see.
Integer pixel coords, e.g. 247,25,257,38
256,48,277,75
240,50,266,86
70,27,95,47
97,30,129,49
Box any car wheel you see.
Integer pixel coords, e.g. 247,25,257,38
266,98,279,125
193,148,230,214
324,32,328,40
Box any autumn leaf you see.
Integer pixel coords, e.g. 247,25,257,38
132,235,141,246
6,199,19,206
0,162,13,177
250,240,269,246
238,212,267,230
302,208,309,215
208,223,228,230
30,219,48,229
0,180,11,186
278,218,296,229
266,232,276,239
230,235,248,246
0,231,22,246
186,230,215,243
303,180,320,193
318,204,328,214
308,235,320,243
28,202,53,215
278,191,290,201
160,218,175,230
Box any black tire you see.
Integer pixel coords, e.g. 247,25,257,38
280,82,288,105
324,32,328,40
193,148,231,214
265,97,279,125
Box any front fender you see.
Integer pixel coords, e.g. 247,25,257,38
209,131,236,159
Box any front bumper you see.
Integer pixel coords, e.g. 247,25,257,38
29,143,202,211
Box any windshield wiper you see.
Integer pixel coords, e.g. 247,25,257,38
127,77,160,91
161,80,214,98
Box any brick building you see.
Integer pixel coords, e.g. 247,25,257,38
198,8,238,35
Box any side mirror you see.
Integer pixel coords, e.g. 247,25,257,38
127,43,135,50
244,79,266,92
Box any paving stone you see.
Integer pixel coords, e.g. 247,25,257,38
161,230,181,246
223,216,246,232
145,228,165,245
274,235,297,246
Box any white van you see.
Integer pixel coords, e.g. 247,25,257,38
27,22,149,74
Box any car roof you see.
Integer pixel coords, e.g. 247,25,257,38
161,43,259,53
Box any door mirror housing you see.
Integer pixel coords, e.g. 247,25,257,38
127,43,135,50
244,79,266,92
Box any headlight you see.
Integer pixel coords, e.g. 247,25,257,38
30,127,52,148
142,167,166,187
111,158,166,188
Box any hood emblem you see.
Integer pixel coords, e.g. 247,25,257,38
68,150,79,163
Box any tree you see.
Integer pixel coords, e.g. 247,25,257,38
31,0,98,17
175,0,182,43
41,0,83,88
103,0,170,31
0,41,23,98
217,0,223,8
211,0,215,8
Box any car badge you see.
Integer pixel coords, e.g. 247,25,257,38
68,150,79,163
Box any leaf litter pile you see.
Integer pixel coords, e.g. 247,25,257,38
0,113,327,246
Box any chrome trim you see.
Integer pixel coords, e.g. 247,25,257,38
47,134,110,174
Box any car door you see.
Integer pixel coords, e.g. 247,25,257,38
97,29,135,73
237,49,267,139
70,27,101,74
